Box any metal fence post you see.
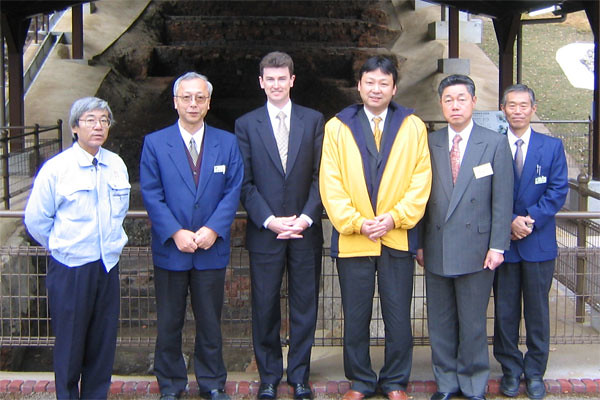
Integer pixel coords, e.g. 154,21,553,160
33,123,40,172
1,129,9,209
576,172,589,323
57,119,63,152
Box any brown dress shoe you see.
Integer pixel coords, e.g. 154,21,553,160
386,390,409,400
342,390,365,400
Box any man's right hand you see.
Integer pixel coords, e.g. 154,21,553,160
172,229,199,253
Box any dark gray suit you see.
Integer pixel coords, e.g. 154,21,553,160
421,122,513,397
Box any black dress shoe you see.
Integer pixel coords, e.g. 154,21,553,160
201,388,230,400
159,394,179,400
291,383,313,400
258,383,278,399
526,378,546,399
500,375,521,397
430,392,460,400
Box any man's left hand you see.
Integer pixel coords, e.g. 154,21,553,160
483,250,503,270
195,226,218,250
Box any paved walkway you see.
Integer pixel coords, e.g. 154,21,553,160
2,345,599,397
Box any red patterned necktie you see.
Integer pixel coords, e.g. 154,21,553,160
450,134,462,184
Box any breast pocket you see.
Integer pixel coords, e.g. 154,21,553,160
109,180,130,229
56,181,95,222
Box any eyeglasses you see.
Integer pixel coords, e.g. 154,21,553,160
175,95,209,105
79,117,111,128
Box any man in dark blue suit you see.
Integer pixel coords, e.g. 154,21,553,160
140,72,243,400
493,84,568,400
235,52,324,400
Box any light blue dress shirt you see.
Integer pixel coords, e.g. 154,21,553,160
24,142,130,271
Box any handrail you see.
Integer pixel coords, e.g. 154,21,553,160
0,210,599,219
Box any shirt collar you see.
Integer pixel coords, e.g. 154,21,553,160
266,99,292,120
73,142,103,166
507,125,532,146
363,106,388,126
178,120,204,146
448,119,474,145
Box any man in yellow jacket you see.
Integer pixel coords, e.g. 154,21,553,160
320,56,432,400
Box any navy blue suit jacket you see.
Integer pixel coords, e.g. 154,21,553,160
140,122,243,270
235,103,324,253
505,130,568,263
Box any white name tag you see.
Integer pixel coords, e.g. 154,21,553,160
473,162,493,179
535,176,547,184
214,165,226,174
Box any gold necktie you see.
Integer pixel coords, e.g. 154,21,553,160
275,111,289,173
373,116,382,151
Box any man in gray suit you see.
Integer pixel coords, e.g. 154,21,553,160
416,75,513,400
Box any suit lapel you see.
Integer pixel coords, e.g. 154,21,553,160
446,125,486,221
257,106,285,176
517,130,542,199
431,128,453,202
196,126,219,199
286,104,304,177
166,124,197,196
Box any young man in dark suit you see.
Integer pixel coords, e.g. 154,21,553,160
235,52,324,400
493,84,568,400
140,72,243,400
417,74,513,400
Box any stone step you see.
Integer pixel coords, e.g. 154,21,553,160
164,15,399,47
149,44,391,86
160,0,385,21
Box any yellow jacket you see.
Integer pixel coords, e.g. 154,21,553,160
319,103,432,257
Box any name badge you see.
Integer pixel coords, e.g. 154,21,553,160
214,165,226,174
473,162,493,179
535,176,547,184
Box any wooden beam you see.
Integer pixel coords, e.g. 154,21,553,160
1,13,29,149
449,6,459,58
72,4,83,59
493,13,521,107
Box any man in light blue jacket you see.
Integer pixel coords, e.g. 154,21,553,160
25,97,130,400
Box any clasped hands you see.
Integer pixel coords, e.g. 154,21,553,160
172,227,218,253
268,215,309,239
511,215,534,240
360,213,394,242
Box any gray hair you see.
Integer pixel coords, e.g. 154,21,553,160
172,72,213,97
69,96,113,129
501,83,536,107
438,74,476,98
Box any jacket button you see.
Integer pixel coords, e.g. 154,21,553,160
466,223,471,228
471,198,476,203
436,224,440,230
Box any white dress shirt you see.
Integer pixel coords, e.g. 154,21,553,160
178,120,205,154
363,106,388,136
447,119,474,165
262,100,312,229
507,126,531,164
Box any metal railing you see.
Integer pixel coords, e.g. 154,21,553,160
0,121,62,209
1,210,599,348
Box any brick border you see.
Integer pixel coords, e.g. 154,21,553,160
0,378,599,395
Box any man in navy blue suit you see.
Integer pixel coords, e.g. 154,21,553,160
140,72,243,400
493,84,568,400
235,52,324,400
